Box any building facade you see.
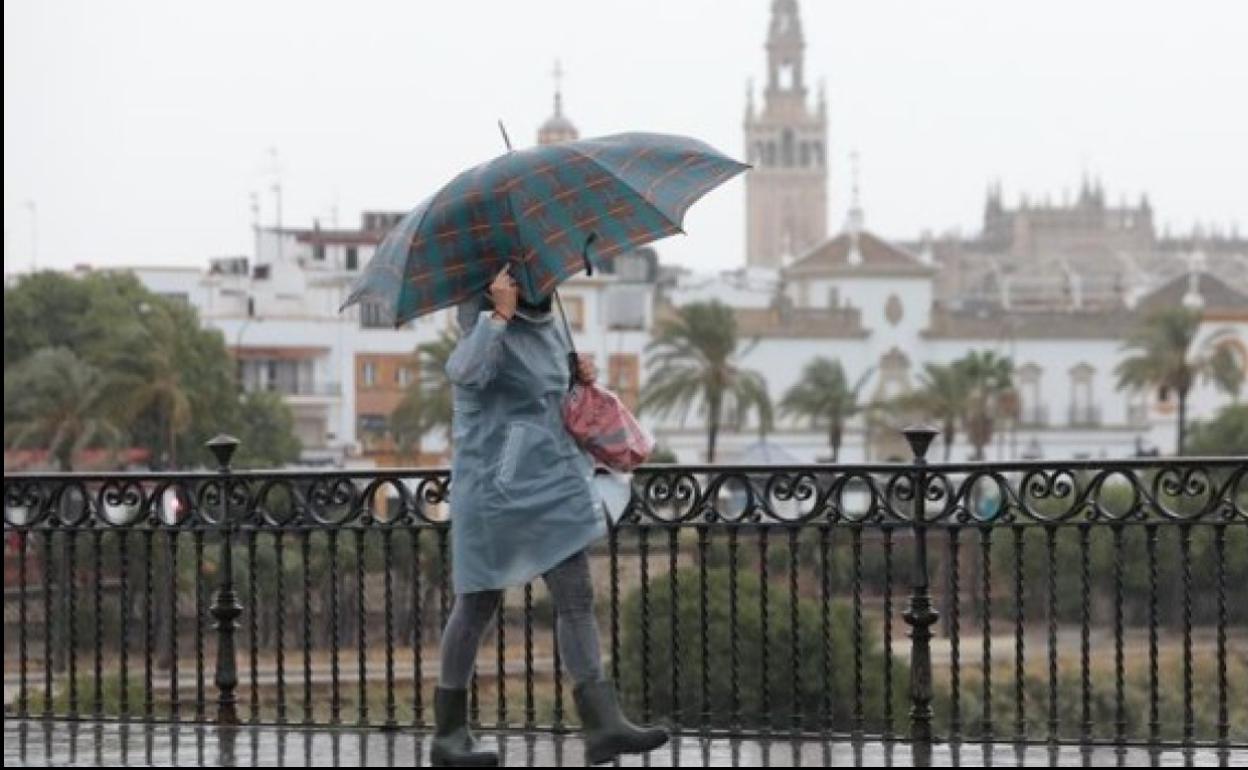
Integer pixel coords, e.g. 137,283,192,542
103,1,1248,468
919,178,1248,312
128,79,657,468
656,200,1247,464
744,0,828,269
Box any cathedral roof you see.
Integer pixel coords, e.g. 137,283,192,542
922,272,1248,340
784,230,935,278
1136,271,1248,316
921,306,1138,340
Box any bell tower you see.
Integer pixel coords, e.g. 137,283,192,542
744,0,828,268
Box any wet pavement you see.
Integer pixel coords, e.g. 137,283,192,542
3,720,1245,767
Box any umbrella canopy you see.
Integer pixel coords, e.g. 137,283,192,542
342,132,748,325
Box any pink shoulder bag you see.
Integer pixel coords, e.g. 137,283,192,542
554,291,655,472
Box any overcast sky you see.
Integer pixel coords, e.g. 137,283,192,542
4,0,1246,275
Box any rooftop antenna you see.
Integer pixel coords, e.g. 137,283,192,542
249,191,260,231
846,150,864,233
24,200,37,273
846,150,864,266
265,147,284,261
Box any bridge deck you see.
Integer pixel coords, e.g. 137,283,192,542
5,720,1245,767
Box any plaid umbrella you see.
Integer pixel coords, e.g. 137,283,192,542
341,132,748,325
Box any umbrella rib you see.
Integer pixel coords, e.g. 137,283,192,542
570,147,686,236
499,173,542,301
380,184,456,327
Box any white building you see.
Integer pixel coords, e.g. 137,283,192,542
125,80,658,468
646,0,1247,464
128,207,657,468
651,208,1248,464
115,13,1248,467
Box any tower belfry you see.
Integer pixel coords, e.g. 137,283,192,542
745,0,828,268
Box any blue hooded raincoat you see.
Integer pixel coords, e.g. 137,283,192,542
445,299,606,595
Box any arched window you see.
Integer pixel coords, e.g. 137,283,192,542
1068,363,1099,426
1018,363,1044,425
781,129,795,167
778,60,794,90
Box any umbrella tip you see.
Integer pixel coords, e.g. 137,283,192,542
497,120,513,152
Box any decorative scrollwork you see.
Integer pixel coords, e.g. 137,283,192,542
2,456,1244,535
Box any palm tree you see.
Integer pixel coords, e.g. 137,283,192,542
1115,307,1243,455
897,362,969,462
956,350,1014,461
117,314,192,469
4,347,122,471
640,301,771,463
97,305,190,469
390,330,457,455
780,358,871,462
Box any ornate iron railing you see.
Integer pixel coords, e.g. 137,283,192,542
3,428,1245,751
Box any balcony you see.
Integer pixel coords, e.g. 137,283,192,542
280,381,343,398
1017,405,1049,428
1067,404,1103,427
239,381,342,398
3,429,1245,767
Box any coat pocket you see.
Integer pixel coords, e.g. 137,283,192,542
496,422,524,486
493,421,565,495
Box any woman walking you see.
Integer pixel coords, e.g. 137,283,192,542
431,266,669,766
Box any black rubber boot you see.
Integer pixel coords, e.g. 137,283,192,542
573,679,669,765
430,686,498,767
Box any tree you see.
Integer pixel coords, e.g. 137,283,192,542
108,303,193,469
4,270,295,469
618,564,905,732
4,271,101,367
232,391,302,468
640,302,771,463
958,350,1014,461
897,362,969,462
780,358,871,462
1186,404,1248,457
4,347,123,471
1115,308,1243,455
390,330,457,454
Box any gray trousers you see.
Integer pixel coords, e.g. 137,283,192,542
438,549,604,689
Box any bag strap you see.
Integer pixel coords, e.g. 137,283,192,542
555,232,600,392
554,289,579,392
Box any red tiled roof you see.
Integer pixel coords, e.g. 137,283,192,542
1136,272,1248,315
785,230,934,277
4,448,153,472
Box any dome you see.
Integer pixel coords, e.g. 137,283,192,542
537,92,578,145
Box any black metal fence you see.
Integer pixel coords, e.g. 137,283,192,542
3,428,1245,750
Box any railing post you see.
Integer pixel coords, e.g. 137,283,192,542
902,425,940,747
207,434,242,725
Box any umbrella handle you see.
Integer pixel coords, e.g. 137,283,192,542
582,232,597,276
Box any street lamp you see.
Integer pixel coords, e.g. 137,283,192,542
234,296,255,392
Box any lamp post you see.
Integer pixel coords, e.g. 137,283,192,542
233,296,255,392
902,425,940,754
206,435,242,724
